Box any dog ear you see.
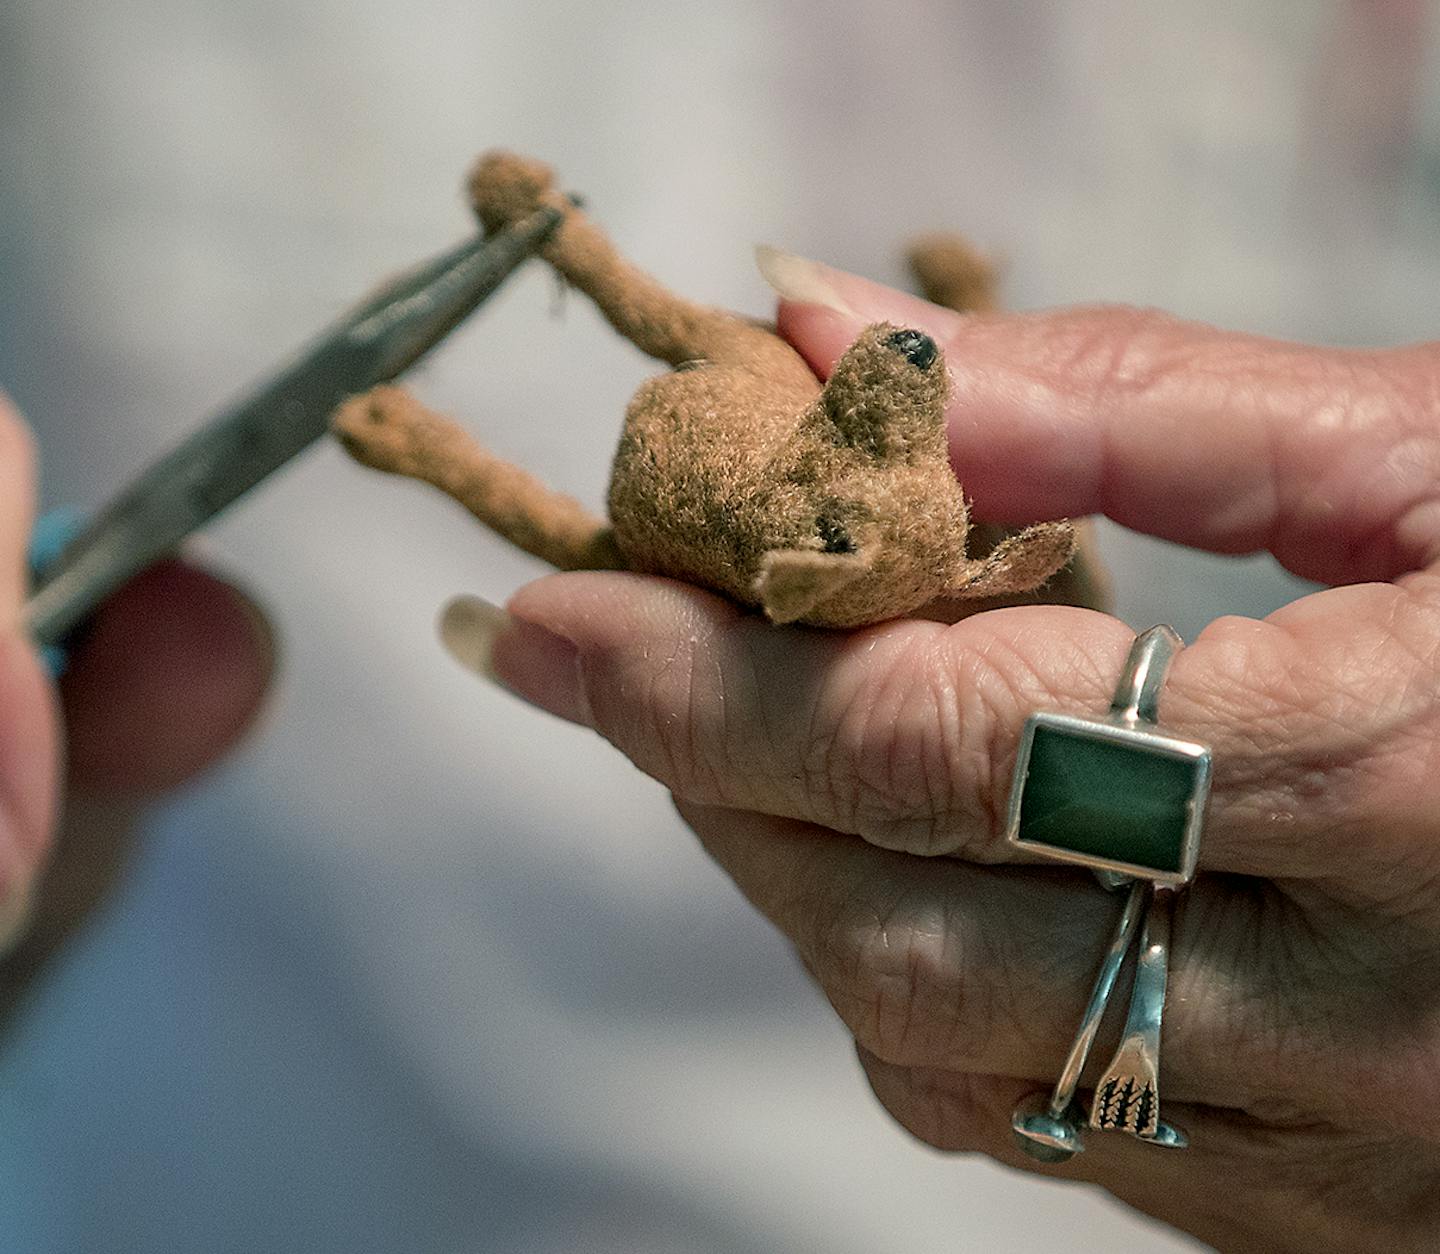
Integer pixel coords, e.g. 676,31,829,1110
950,521,1075,597
754,547,872,624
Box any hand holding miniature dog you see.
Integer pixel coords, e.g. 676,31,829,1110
445,263,1440,1251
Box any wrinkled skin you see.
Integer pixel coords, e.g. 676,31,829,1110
448,262,1440,1251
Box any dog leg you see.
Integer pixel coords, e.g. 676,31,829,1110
470,152,811,385
906,233,1000,314
333,386,623,572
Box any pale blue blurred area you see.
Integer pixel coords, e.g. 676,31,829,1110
1,3,1437,1251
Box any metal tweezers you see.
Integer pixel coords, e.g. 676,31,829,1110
24,207,562,651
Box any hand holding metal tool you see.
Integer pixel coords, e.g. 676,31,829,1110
24,207,562,659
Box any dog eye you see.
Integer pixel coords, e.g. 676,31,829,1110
817,517,857,554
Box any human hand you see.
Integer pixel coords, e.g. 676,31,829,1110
439,260,1440,1252
0,392,275,1019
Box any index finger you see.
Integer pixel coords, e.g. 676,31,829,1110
464,566,1440,897
767,257,1440,588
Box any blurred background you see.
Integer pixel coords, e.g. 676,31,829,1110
1,2,1436,1250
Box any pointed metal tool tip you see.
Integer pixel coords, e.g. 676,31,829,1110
357,205,565,382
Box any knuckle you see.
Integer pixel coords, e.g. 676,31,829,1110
1170,885,1440,1130
588,633,723,801
800,664,949,849
812,885,995,1069
1038,305,1188,411
1183,617,1316,770
800,631,1019,857
1185,608,1440,875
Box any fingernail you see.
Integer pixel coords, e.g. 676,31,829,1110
439,595,508,680
439,595,589,726
754,245,855,315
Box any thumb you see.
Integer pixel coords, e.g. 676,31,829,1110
59,559,277,798
759,249,1440,587
0,560,276,989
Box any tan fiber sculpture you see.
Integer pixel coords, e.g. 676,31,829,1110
333,151,1099,628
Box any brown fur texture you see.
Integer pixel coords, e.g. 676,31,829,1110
904,237,1112,615
906,232,1001,314
333,150,1091,628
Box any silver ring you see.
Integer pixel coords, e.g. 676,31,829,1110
1005,626,1211,1161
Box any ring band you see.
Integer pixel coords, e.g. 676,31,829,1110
1006,626,1211,1161
1009,879,1148,1162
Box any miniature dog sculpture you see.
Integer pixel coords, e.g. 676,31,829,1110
333,151,1093,628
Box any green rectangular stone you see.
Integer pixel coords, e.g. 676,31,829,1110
1016,722,1201,876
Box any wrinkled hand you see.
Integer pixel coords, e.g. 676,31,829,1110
443,262,1440,1252
0,392,274,1019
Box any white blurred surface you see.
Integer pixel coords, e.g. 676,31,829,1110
0,2,1436,1251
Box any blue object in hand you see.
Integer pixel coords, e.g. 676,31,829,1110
27,509,83,675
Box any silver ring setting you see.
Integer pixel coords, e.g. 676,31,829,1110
1006,626,1212,1162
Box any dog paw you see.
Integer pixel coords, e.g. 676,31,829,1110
331,385,433,476
952,521,1076,598
468,150,568,236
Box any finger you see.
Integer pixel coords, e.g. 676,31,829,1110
0,797,142,1019
0,633,58,955
681,802,1268,1103
851,1055,1407,1252
465,574,1131,862
469,569,1436,885
762,252,1440,586
0,559,273,996
0,393,54,952
60,560,277,797
0,390,38,615
852,1058,1248,1230
681,802,1423,1136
